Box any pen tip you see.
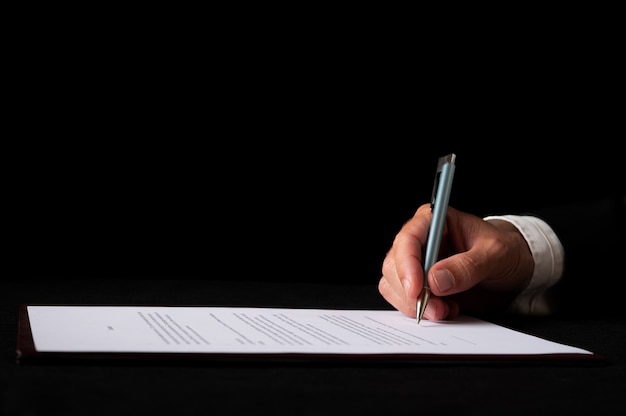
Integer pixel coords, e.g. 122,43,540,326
416,289,430,324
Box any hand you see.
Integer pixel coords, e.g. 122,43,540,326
378,204,534,320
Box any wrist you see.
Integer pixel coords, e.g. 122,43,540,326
486,219,535,291
484,215,564,315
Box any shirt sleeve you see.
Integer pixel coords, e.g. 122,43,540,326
483,215,565,316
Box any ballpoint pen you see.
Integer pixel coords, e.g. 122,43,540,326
416,153,456,324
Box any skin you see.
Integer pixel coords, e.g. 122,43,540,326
378,204,535,320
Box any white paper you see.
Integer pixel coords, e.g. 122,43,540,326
26,306,592,356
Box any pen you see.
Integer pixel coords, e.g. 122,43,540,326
416,153,456,324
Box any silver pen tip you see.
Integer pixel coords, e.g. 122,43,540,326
416,288,431,324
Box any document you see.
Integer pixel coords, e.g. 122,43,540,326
17,305,598,362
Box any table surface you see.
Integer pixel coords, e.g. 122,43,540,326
2,279,625,415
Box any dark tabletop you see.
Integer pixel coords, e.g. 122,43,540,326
2,279,625,416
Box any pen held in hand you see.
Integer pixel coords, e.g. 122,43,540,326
417,153,456,324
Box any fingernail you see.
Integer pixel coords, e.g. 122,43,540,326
432,269,454,292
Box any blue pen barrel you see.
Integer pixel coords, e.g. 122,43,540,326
424,157,456,277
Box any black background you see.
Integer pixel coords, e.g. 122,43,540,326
9,127,620,285
6,21,623,285
4,13,626,416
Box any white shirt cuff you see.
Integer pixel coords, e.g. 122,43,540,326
483,215,564,315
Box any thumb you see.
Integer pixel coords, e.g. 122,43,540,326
428,250,490,296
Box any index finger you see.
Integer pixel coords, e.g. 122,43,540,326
392,204,432,298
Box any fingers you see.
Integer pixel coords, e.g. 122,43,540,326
392,204,432,295
423,296,460,321
378,204,432,318
379,204,531,321
379,274,461,321
427,217,532,297
378,277,415,318
429,253,484,296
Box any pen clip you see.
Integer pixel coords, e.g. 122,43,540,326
431,153,456,211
